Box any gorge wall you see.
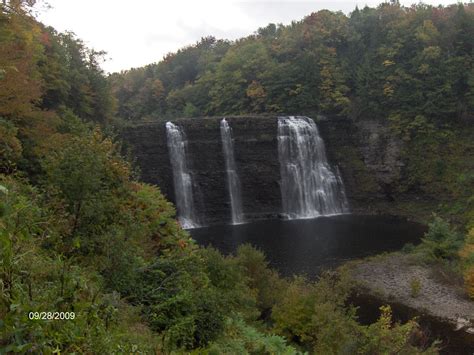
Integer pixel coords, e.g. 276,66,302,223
122,116,410,225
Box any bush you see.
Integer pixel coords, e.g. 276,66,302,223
271,271,437,354
0,118,22,174
41,128,132,256
207,318,298,355
418,216,463,262
235,244,287,311
199,247,258,321
410,278,422,298
361,306,439,354
464,267,474,299
0,175,159,353
460,228,474,299
271,272,360,352
129,252,226,350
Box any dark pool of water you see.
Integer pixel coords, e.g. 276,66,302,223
351,293,474,354
190,214,426,278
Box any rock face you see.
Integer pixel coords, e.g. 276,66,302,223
316,116,404,212
122,115,407,225
123,117,282,224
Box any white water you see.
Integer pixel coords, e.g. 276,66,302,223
220,118,245,224
165,122,199,229
278,116,349,219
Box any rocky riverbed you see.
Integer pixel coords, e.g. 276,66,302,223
350,253,474,333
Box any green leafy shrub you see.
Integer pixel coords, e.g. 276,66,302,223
41,128,132,256
0,175,160,354
417,216,463,262
0,118,22,174
460,228,474,299
271,271,437,354
199,247,258,321
207,318,298,355
410,278,422,298
272,272,360,352
235,244,287,311
129,252,226,350
360,306,439,354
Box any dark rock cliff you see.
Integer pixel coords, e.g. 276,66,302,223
122,116,408,225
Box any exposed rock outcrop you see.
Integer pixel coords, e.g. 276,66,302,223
122,115,414,225
351,253,474,326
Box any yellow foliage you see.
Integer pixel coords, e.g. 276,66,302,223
415,20,440,44
246,80,266,99
246,80,266,112
459,241,474,259
460,228,474,299
383,83,394,97
465,266,474,299
459,228,474,259
422,46,441,60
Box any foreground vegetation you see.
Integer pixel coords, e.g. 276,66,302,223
0,0,473,353
2,170,443,353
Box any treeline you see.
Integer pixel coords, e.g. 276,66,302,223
110,2,473,126
0,0,472,353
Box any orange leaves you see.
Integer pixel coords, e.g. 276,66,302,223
40,30,51,47
177,239,188,250
151,79,165,98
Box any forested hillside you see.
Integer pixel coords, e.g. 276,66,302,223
110,3,473,123
0,0,473,353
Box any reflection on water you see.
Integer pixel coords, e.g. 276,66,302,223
190,215,426,278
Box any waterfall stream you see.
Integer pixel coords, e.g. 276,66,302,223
165,122,199,229
220,118,245,224
278,116,349,219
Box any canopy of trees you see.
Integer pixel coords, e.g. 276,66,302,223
110,3,473,125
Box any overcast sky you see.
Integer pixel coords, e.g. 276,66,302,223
36,0,458,73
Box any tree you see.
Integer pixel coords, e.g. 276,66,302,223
42,127,131,255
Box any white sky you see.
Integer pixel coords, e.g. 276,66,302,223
36,0,458,74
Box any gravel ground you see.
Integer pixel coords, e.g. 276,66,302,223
351,253,474,333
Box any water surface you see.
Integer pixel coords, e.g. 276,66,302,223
190,215,425,278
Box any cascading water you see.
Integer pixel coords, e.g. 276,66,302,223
278,116,349,219
220,118,245,224
166,122,199,229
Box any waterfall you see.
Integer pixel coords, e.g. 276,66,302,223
165,122,199,229
278,116,349,219
220,118,245,224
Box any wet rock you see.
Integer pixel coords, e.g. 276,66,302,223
122,115,420,224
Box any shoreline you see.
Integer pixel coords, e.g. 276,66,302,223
347,253,474,333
